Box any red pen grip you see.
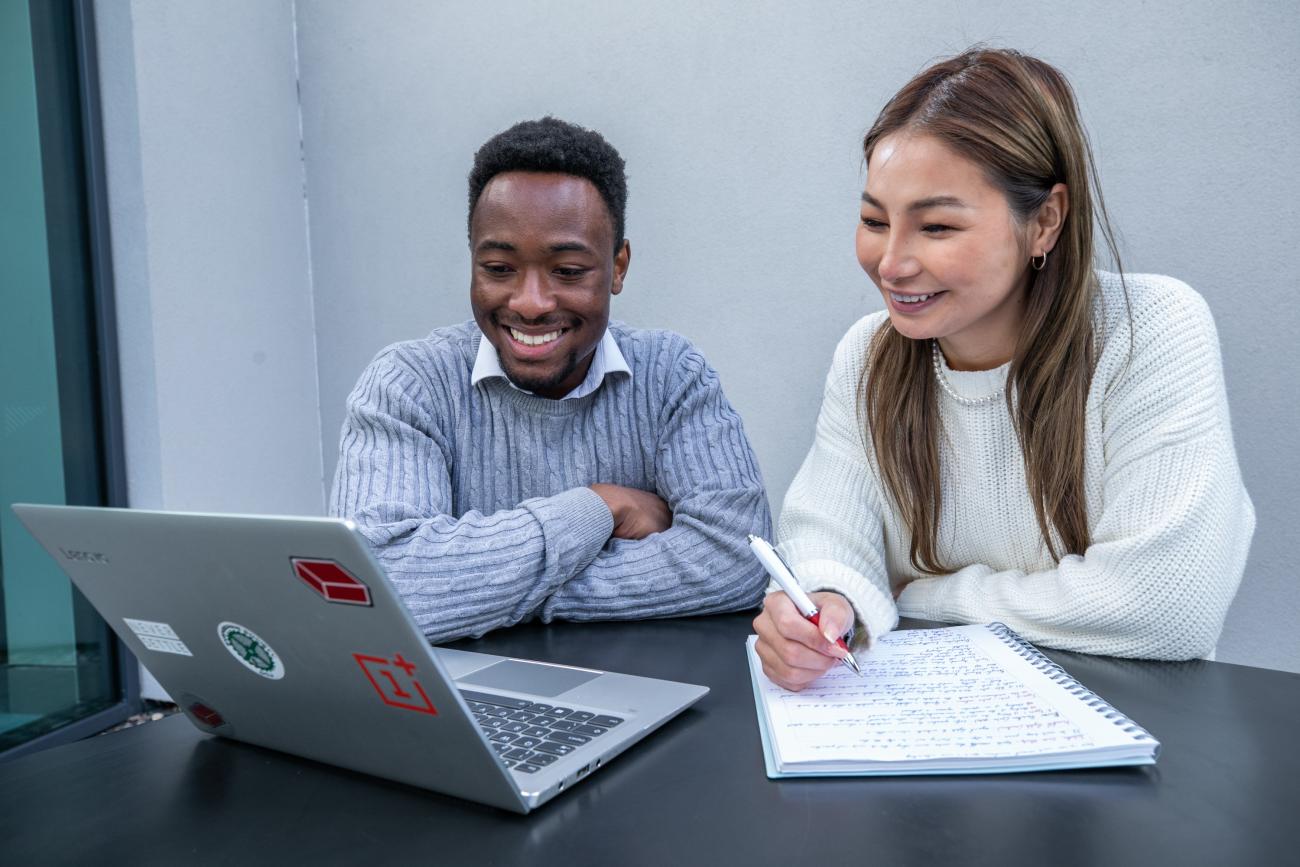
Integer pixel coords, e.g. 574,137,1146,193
806,611,852,654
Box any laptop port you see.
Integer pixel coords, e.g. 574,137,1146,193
577,764,591,779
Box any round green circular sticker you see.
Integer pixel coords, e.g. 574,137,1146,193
217,622,284,680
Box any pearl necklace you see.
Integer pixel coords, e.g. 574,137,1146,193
931,339,1005,406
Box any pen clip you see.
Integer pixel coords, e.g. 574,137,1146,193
771,546,800,589
775,549,820,619
748,535,819,618
764,545,806,613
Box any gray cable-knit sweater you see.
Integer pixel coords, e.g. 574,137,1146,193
330,320,773,643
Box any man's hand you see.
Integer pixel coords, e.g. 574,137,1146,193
752,590,857,691
590,484,672,540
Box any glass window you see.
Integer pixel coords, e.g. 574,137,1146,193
1,0,133,755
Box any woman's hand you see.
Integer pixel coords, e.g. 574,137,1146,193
752,590,857,691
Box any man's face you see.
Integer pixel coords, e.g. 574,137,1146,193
470,171,630,399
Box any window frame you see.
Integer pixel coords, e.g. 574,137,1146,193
1,0,138,761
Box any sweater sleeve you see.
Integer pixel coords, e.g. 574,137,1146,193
545,343,773,620
776,317,900,648
898,283,1255,661
329,352,614,643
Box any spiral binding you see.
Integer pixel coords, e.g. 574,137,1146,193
986,622,1157,743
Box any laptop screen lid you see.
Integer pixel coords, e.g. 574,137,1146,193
12,504,539,812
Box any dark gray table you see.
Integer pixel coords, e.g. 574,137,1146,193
2,613,1296,866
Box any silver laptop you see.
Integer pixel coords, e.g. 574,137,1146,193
12,504,707,813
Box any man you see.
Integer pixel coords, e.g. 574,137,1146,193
330,117,772,642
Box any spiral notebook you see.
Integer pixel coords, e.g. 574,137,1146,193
746,623,1159,777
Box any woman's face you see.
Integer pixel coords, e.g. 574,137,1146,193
856,132,1037,370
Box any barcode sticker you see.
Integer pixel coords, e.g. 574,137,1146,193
124,618,180,639
139,635,192,656
125,618,192,655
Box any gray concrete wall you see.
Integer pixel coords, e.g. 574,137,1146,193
97,0,1300,672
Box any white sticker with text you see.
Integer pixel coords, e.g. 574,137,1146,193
124,618,192,656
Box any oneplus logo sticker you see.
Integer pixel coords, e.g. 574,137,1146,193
292,558,372,606
354,653,437,716
217,622,285,680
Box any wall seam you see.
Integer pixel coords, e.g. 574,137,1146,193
288,0,328,510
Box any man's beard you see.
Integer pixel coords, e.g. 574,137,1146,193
502,348,583,396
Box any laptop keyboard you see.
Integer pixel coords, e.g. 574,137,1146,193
459,689,624,775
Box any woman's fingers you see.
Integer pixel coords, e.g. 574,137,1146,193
753,591,852,691
753,631,831,691
763,591,837,654
809,591,857,652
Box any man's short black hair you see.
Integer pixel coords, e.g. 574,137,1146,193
467,117,627,250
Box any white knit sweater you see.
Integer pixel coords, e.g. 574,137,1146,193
777,272,1254,661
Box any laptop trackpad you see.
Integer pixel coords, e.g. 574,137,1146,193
457,659,600,697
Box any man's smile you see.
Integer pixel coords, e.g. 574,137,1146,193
508,327,564,346
498,321,574,360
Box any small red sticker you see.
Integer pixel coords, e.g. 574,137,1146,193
292,558,372,606
354,653,438,716
190,702,226,727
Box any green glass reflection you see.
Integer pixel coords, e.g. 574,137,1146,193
0,0,93,742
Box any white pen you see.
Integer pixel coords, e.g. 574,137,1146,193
748,534,861,675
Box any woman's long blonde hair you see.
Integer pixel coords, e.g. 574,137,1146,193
861,47,1125,574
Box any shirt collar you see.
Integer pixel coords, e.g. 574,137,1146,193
471,327,631,399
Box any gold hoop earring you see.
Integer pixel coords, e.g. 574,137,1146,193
1031,251,1048,271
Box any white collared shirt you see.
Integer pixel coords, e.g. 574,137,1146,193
470,327,632,399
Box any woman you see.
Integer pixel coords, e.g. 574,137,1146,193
753,47,1255,691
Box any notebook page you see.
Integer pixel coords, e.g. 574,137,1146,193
752,625,1131,765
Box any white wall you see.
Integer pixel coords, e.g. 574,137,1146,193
98,0,1300,672
96,0,324,516
95,0,327,698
